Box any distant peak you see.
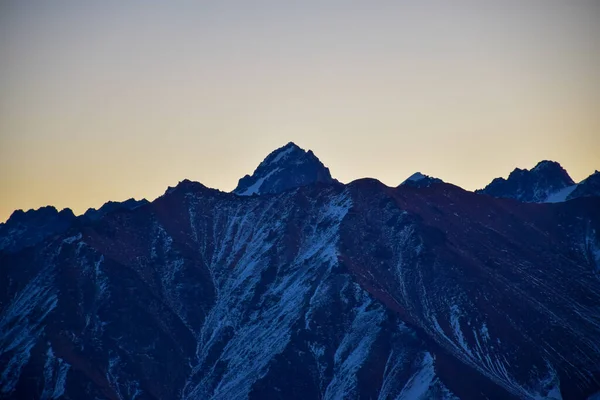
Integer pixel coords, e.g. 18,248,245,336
478,160,575,202
165,179,209,195
7,206,75,224
400,172,442,188
82,198,149,221
233,142,334,196
1,205,76,252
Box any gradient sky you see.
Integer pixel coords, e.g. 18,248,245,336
1,1,599,222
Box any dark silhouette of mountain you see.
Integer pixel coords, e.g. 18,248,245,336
1,146,600,399
233,142,334,196
476,160,575,202
0,199,150,254
83,198,149,222
400,172,443,188
0,206,76,253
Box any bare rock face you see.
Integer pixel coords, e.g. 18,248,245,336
2,147,600,399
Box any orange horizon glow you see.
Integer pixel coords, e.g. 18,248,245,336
1,1,599,222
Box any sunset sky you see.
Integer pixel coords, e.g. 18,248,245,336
1,1,599,222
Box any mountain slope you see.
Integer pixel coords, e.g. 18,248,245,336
1,177,600,399
233,142,334,196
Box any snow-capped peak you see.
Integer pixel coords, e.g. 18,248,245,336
233,142,335,196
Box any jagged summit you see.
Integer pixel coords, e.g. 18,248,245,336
233,142,334,196
532,160,561,172
477,160,575,203
0,205,76,253
164,179,210,195
5,205,72,223
400,172,443,188
83,198,149,221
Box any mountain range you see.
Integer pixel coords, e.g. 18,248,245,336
1,142,599,400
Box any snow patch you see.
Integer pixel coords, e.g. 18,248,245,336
269,146,295,165
184,190,352,400
584,229,600,271
62,232,82,244
324,293,386,400
544,185,577,203
449,305,472,356
237,168,281,196
532,362,562,400
42,345,71,399
0,266,57,394
397,352,436,400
